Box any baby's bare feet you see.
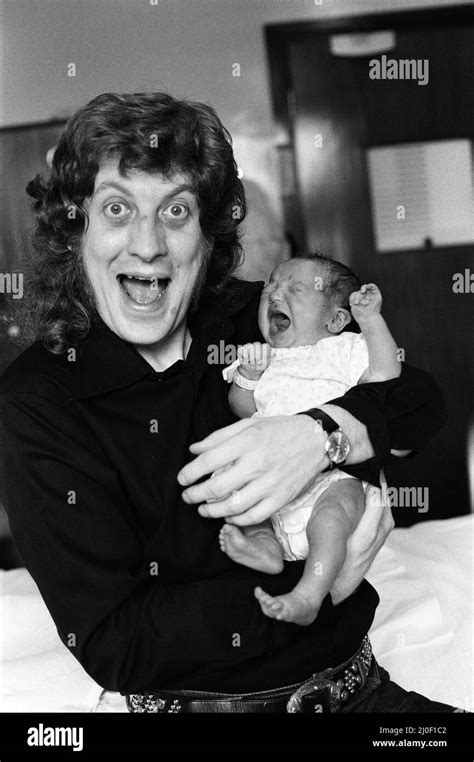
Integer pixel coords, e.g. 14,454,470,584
219,524,283,574
254,586,320,626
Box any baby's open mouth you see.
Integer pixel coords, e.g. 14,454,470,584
269,309,291,333
118,275,170,305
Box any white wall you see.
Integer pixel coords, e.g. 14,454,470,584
1,0,467,213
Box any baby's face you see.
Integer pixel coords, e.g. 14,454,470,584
258,260,332,348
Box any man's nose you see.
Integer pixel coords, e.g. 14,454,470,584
128,216,167,260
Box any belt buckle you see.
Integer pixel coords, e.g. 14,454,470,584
126,693,182,713
286,671,341,713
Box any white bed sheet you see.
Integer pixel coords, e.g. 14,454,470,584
0,515,472,713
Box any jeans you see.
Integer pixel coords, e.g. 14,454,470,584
342,659,457,712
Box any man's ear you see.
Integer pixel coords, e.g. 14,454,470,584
326,307,352,334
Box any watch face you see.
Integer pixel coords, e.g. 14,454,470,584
325,429,351,464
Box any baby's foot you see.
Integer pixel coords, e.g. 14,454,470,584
254,586,320,626
219,524,283,574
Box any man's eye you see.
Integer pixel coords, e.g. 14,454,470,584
103,201,129,219
162,203,189,221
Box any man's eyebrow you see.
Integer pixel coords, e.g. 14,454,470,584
94,181,133,196
162,183,195,201
93,181,195,201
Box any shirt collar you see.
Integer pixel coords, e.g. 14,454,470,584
69,320,152,401
69,278,264,401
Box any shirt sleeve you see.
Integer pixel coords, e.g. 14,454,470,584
300,362,447,485
0,384,302,693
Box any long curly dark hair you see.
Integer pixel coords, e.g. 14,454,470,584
15,92,247,353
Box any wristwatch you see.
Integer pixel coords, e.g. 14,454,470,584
298,409,351,468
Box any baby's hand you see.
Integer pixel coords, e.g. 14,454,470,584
237,342,271,379
349,283,382,323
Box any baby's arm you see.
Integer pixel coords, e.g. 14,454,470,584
350,284,401,382
228,342,271,419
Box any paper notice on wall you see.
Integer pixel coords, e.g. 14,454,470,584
367,139,473,252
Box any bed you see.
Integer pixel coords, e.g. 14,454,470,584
1,515,472,713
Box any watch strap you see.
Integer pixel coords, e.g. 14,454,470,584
298,409,340,435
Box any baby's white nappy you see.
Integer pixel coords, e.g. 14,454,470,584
271,470,362,561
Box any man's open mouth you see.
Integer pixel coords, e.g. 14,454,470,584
118,275,171,305
269,309,291,333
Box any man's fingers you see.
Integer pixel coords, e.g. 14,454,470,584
373,510,394,555
189,418,253,453
197,478,274,520
179,435,253,495
380,504,395,536
183,459,258,506
355,486,385,541
182,419,252,458
224,498,278,526
351,485,393,554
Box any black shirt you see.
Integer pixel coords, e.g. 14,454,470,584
0,280,446,693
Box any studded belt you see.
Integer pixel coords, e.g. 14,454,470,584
126,636,372,713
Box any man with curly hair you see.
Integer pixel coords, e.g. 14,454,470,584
0,92,453,712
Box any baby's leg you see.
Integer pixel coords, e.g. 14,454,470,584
219,521,284,574
255,479,365,625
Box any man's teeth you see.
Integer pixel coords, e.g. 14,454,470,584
121,276,169,305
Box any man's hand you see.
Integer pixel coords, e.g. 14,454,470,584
330,475,394,604
349,283,382,323
178,416,328,525
237,342,271,380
